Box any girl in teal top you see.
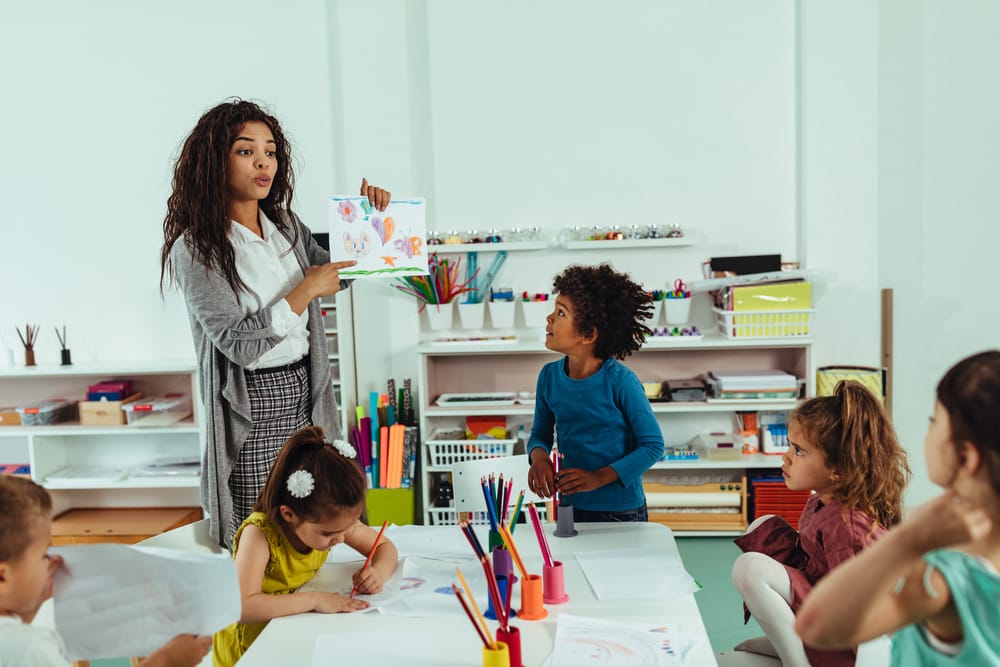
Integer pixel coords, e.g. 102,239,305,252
796,350,1000,665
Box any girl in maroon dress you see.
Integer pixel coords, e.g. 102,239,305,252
732,380,911,667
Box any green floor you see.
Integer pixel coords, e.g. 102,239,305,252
86,536,756,665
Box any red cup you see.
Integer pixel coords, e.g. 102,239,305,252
496,626,523,667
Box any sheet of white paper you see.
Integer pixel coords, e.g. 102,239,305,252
329,196,427,277
298,558,404,610
377,555,487,618
549,614,688,667
574,548,699,600
51,544,240,660
312,629,437,667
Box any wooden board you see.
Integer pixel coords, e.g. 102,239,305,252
51,506,202,545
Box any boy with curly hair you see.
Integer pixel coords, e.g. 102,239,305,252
526,263,664,521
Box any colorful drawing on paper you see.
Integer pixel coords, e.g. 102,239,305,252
329,196,428,277
549,614,686,667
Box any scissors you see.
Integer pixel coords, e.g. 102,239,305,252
673,279,688,297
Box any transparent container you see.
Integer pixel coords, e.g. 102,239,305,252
16,398,73,426
121,394,192,427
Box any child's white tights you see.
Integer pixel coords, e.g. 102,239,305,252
732,536,811,666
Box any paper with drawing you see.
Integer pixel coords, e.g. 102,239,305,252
329,196,427,277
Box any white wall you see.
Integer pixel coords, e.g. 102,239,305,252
2,0,993,506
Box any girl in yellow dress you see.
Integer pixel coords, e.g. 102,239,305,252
213,426,398,666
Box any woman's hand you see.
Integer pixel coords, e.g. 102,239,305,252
360,178,391,211
312,591,370,613
352,564,384,595
528,450,555,498
303,260,357,299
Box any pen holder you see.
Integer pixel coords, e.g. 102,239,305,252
424,301,455,331
496,626,523,667
553,504,577,538
458,300,487,329
492,545,518,585
60,349,72,366
488,300,516,329
542,560,570,604
484,574,516,620
517,573,547,621
663,296,692,325
482,640,510,667
24,349,36,367
520,298,551,329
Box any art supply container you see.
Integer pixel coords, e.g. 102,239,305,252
553,504,577,537
816,366,884,402
484,575,515,620
424,301,455,330
24,349,36,367
458,300,487,329
663,296,692,325
60,349,72,366
492,545,517,584
482,640,510,667
496,626,523,667
542,561,569,604
517,573,547,620
488,300,516,329
519,298,551,328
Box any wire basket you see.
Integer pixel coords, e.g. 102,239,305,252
427,506,549,526
713,307,814,339
425,431,517,467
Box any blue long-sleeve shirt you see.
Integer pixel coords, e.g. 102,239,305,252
526,357,664,512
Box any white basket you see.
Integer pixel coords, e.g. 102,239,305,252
427,506,549,526
714,307,814,339
425,432,517,467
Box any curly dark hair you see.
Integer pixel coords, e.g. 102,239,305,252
792,380,910,529
937,349,1000,494
160,98,298,295
552,263,653,360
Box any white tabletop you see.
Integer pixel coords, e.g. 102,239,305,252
240,522,717,666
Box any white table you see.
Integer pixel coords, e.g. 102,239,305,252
240,522,717,666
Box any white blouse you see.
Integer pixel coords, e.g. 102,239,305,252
228,213,309,370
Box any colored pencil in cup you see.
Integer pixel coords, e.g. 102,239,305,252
352,520,388,597
528,502,554,567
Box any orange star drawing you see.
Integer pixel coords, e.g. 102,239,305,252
381,256,397,267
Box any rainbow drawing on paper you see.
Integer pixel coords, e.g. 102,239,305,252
329,196,428,277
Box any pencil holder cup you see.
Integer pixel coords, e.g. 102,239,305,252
492,545,518,584
517,573,547,620
663,297,692,325
496,626,523,667
457,300,486,329
424,301,455,330
60,349,72,366
24,349,36,367
1,348,13,367
519,298,551,329
482,640,510,667
543,560,570,604
553,504,577,538
484,574,516,620
488,300,516,329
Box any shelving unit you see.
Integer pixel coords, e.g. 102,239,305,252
320,289,357,438
0,361,203,522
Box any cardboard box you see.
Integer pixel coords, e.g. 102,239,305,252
0,407,21,426
79,392,141,426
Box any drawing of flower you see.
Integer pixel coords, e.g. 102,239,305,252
338,199,358,223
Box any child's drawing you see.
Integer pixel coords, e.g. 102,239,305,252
550,614,688,667
329,196,427,278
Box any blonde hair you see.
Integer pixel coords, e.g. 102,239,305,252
0,476,52,561
792,380,910,528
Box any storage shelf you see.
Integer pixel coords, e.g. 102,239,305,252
650,399,800,413
0,360,197,379
428,241,548,253
565,236,695,250
0,420,199,436
651,455,783,470
45,477,200,490
417,333,811,356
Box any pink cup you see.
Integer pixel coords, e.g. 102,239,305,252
543,560,570,604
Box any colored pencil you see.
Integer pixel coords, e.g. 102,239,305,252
528,502,554,568
508,489,525,534
351,520,388,597
452,583,492,648
459,520,487,560
456,567,494,647
498,524,529,580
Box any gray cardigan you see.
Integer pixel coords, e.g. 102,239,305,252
170,213,340,549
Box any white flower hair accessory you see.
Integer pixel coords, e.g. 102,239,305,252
332,439,356,459
286,469,315,499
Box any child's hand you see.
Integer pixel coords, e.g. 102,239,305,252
145,634,212,667
898,491,993,553
555,467,615,494
528,451,556,498
312,591,370,613
352,564,384,595
360,178,391,211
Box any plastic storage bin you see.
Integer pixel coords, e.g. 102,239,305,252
121,394,192,427
714,307,814,339
425,430,517,467
16,398,74,426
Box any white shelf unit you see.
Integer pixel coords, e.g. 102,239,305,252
320,289,357,438
416,334,812,532
0,361,203,513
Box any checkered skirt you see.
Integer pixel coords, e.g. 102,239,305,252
228,364,311,537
